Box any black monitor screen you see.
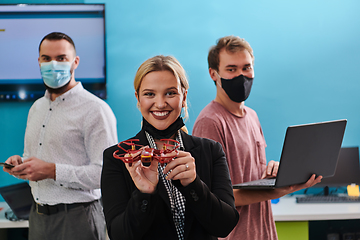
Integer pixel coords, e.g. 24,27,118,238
316,147,360,187
0,4,106,101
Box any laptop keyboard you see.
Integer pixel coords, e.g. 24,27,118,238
296,195,360,203
245,178,276,186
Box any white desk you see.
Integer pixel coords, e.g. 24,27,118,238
271,195,360,240
0,202,29,229
272,195,360,221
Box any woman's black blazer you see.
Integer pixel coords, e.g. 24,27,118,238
101,129,239,240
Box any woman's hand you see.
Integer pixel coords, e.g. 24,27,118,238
125,158,159,194
163,150,196,187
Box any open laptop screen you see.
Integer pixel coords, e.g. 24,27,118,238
0,182,33,220
315,147,360,187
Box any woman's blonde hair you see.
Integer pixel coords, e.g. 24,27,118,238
134,55,189,133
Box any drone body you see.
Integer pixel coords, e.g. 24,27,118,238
113,139,179,166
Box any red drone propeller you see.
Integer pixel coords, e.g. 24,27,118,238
113,139,180,166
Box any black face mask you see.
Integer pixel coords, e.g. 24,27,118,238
142,116,185,139
220,74,254,103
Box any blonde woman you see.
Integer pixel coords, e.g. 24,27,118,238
101,55,238,240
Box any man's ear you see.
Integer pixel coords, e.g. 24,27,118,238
209,68,219,86
209,68,218,81
73,56,80,70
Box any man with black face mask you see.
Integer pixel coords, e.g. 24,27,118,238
193,36,321,240
3,32,118,240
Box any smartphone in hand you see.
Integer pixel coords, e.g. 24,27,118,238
0,162,15,169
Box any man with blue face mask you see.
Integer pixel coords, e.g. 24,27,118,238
193,36,322,240
3,32,118,240
40,57,76,89
38,32,78,96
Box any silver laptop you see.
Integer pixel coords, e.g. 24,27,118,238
233,119,347,189
0,182,33,220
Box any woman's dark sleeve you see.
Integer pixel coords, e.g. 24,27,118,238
101,146,160,240
174,140,239,237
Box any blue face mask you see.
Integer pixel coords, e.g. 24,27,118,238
40,59,74,89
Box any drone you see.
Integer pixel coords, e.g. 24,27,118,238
113,139,180,166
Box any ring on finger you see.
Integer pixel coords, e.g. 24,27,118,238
185,164,189,171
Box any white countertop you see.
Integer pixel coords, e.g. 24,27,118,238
272,195,360,221
0,202,29,228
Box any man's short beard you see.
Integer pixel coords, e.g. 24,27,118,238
44,70,74,95
44,78,72,94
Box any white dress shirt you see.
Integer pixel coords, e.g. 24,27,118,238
24,82,118,205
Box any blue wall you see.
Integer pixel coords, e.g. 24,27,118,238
1,0,360,190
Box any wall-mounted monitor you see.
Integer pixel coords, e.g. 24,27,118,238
0,4,106,101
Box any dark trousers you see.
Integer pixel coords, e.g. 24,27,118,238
29,200,106,240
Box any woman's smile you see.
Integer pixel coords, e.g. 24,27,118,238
151,111,171,119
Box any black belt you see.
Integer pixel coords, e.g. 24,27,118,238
35,200,95,215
